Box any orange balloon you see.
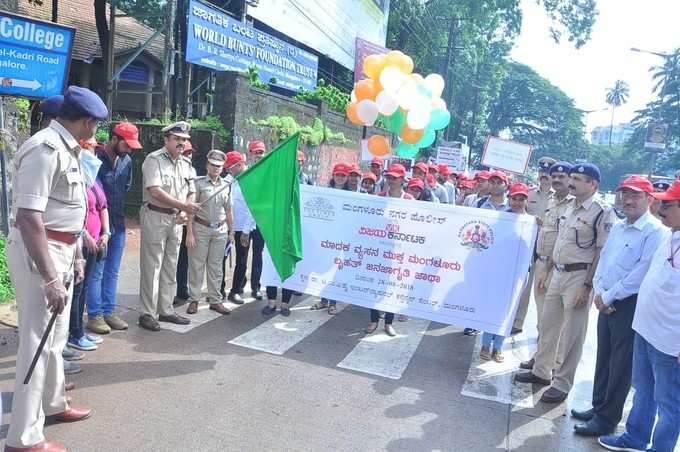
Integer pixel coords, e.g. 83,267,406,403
363,54,386,80
346,102,363,125
367,135,390,156
354,79,378,101
386,50,414,74
400,125,424,144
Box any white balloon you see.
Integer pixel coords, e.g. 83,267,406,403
397,83,421,111
375,90,399,115
424,74,445,97
407,105,431,130
356,99,379,126
351,89,357,103
379,65,406,93
431,97,447,110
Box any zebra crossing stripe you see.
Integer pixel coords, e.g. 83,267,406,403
161,298,254,333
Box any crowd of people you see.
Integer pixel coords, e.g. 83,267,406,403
2,85,679,452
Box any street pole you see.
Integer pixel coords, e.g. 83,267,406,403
0,100,11,236
105,0,116,118
162,0,177,120
441,17,459,141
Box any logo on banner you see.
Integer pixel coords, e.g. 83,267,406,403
303,197,335,221
458,221,494,251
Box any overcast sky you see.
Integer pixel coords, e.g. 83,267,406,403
511,0,680,133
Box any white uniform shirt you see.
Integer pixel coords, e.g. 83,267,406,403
632,230,680,356
230,180,256,233
593,211,668,306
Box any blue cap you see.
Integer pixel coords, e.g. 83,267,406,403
39,95,64,118
654,181,670,191
549,161,572,175
61,86,108,120
569,162,601,182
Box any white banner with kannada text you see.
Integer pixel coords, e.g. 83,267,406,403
263,185,537,336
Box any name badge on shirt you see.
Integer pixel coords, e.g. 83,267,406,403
66,167,82,184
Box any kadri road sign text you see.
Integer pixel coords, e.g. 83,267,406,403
0,12,75,98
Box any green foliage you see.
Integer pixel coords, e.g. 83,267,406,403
15,98,31,135
248,116,349,146
244,65,270,90
0,235,15,304
587,144,647,192
293,79,351,113
116,0,165,30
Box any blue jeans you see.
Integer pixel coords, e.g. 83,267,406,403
87,228,126,316
620,333,680,452
69,248,96,340
481,332,504,352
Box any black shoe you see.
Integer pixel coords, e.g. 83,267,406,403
540,387,568,403
261,305,276,315
227,292,244,305
463,328,480,336
573,420,613,437
158,313,191,325
514,371,551,386
293,292,303,296
252,289,263,300
139,314,161,331
280,306,291,317
571,408,595,421
519,358,535,370
511,327,523,335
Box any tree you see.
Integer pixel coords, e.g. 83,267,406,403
605,80,630,146
117,0,165,30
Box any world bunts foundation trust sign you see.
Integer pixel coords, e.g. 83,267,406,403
458,221,494,251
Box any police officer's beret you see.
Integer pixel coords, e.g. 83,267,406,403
162,121,191,138
537,157,556,172
39,95,64,118
549,161,572,175
653,181,671,191
569,162,601,182
61,86,108,120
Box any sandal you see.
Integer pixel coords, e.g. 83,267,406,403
328,305,338,315
492,351,505,363
310,300,328,310
479,346,491,360
365,322,378,334
186,300,199,315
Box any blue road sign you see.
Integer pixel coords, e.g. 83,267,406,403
0,12,75,99
186,0,318,92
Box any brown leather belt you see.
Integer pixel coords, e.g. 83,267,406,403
12,224,79,245
147,203,178,215
554,263,590,272
193,216,226,229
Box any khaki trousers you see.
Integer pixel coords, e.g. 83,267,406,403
187,223,228,303
512,263,535,330
139,206,182,318
5,228,72,447
532,269,592,393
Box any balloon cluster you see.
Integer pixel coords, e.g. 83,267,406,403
346,50,451,158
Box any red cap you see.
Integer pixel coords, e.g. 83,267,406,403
370,157,385,168
508,182,529,197
489,170,508,183
651,180,680,201
224,151,245,169
248,140,266,153
414,162,429,174
437,164,452,176
332,163,349,176
616,175,654,193
182,140,193,155
428,164,439,173
362,172,378,183
113,122,143,150
297,150,305,162
460,181,474,189
474,170,491,180
426,174,436,186
349,164,362,176
385,164,406,178
407,178,424,190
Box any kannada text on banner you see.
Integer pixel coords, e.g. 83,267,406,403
263,186,537,336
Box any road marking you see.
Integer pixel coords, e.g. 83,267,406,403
228,297,347,355
161,298,253,333
337,317,430,380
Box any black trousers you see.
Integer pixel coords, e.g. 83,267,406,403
591,294,637,429
176,226,189,297
224,228,265,295
69,247,97,340
370,309,393,324
266,286,293,304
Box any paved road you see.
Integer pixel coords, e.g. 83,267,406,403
1,229,678,452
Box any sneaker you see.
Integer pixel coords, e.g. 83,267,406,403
104,313,129,330
87,315,111,334
85,333,103,345
261,305,277,315
597,435,646,452
68,336,98,351
63,360,82,375
62,346,84,361
464,328,480,336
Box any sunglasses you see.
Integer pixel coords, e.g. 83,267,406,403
488,178,505,185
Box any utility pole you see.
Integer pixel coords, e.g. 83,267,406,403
105,0,116,118
162,0,177,120
441,16,459,141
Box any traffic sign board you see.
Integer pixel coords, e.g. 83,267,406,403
0,12,75,99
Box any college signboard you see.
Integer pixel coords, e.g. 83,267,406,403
0,12,75,98
481,136,533,174
186,0,318,92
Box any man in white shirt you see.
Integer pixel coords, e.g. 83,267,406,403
463,170,491,207
571,176,667,437
598,180,680,452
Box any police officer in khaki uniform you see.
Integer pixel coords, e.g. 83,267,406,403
516,163,617,403
512,157,556,333
138,121,200,331
185,150,234,315
5,87,108,452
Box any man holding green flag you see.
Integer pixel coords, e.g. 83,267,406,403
236,133,304,282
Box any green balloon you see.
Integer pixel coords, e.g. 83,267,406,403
396,141,419,158
416,129,436,148
386,109,406,134
430,108,451,130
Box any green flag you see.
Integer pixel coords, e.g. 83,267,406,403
237,133,303,281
